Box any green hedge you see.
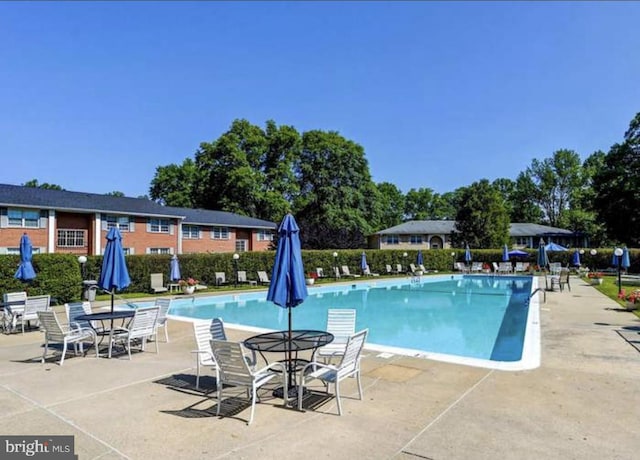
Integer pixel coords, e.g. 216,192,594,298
1,248,635,304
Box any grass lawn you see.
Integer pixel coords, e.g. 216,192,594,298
587,275,640,318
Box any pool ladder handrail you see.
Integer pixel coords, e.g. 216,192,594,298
530,287,546,303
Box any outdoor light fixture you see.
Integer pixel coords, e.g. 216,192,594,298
77,255,87,280
333,252,338,279
233,253,239,288
579,249,585,255
614,247,623,294
451,252,456,270
590,249,597,256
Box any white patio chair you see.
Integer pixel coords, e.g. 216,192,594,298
150,273,168,293
20,295,50,334
363,265,379,276
154,298,172,342
316,268,326,278
3,291,27,333
215,272,227,286
237,271,248,284
314,309,357,363
109,306,159,359
341,266,361,278
298,329,369,416
192,318,226,390
210,339,288,425
37,310,97,365
257,271,270,285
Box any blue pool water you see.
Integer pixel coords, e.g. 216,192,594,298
165,275,534,364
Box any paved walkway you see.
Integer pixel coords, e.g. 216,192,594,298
1,277,638,459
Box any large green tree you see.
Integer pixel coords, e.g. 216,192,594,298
593,112,640,245
374,182,405,230
294,130,378,249
453,179,510,248
149,158,199,207
23,179,64,190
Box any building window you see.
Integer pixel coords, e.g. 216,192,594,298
410,235,423,244
183,225,200,239
123,248,132,255
148,218,169,233
106,215,130,232
149,248,171,255
8,208,39,228
515,237,529,247
256,230,274,241
236,240,248,252
211,227,230,240
384,235,399,244
7,247,41,255
57,229,86,248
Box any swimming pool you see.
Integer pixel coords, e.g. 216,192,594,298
164,275,540,371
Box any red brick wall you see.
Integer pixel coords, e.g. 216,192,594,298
101,217,180,255
0,228,48,251
55,212,91,255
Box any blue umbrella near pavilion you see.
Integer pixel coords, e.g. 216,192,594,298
537,239,549,269
464,244,472,263
14,233,36,281
571,249,581,267
170,254,181,282
361,252,368,274
416,250,424,267
267,213,308,390
502,244,509,262
622,247,630,271
98,228,131,313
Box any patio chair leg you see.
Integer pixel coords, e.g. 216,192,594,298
334,382,342,416
248,386,257,425
356,372,363,400
195,361,201,389
41,337,48,363
164,325,169,343
60,341,68,366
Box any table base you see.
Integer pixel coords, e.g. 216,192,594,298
273,385,309,400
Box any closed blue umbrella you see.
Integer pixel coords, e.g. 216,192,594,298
98,228,131,313
361,252,367,273
571,250,581,267
537,239,549,269
416,250,423,266
622,247,630,270
612,249,619,267
14,233,36,281
267,214,307,391
502,244,509,262
170,254,181,281
464,244,472,263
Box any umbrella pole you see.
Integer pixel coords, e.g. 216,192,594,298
288,307,293,392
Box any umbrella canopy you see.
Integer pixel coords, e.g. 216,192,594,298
416,250,423,266
571,249,581,266
502,244,509,262
14,233,36,281
622,247,631,269
361,252,367,272
98,228,131,312
544,242,568,252
266,214,307,392
170,254,181,281
508,249,528,257
464,244,472,263
537,239,549,269
612,249,619,267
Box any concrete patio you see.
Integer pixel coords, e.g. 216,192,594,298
1,277,638,459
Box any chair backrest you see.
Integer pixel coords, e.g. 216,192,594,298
341,265,351,276
24,295,51,318
3,291,27,314
396,264,402,272
515,262,524,271
65,301,92,329
332,266,341,278
128,307,160,339
215,272,226,284
150,273,164,289
326,309,356,343
419,264,427,272
257,271,269,283
210,340,254,386
336,329,368,378
385,264,392,273
492,262,499,272
316,268,325,278
471,262,483,272
193,318,225,365
455,262,466,271
499,262,512,271
237,271,247,283
38,310,66,341
363,265,371,276
410,264,417,273
154,298,172,325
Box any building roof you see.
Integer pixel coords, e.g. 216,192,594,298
164,206,276,229
0,183,276,229
376,220,574,237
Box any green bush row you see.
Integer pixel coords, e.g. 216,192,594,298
1,248,635,304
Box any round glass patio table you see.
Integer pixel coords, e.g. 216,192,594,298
244,330,334,399
76,310,135,357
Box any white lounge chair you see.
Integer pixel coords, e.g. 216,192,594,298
341,266,361,278
37,310,97,365
210,339,288,425
150,273,168,293
316,268,326,278
109,306,160,359
298,329,368,416
257,271,270,285
363,265,379,276
215,272,227,286
314,309,357,363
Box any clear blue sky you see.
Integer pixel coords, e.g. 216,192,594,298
1,1,639,198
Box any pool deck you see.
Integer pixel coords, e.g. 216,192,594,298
1,276,639,459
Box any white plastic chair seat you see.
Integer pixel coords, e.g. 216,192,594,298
109,307,159,359
37,310,97,365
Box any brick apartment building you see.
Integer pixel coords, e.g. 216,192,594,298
0,183,276,256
